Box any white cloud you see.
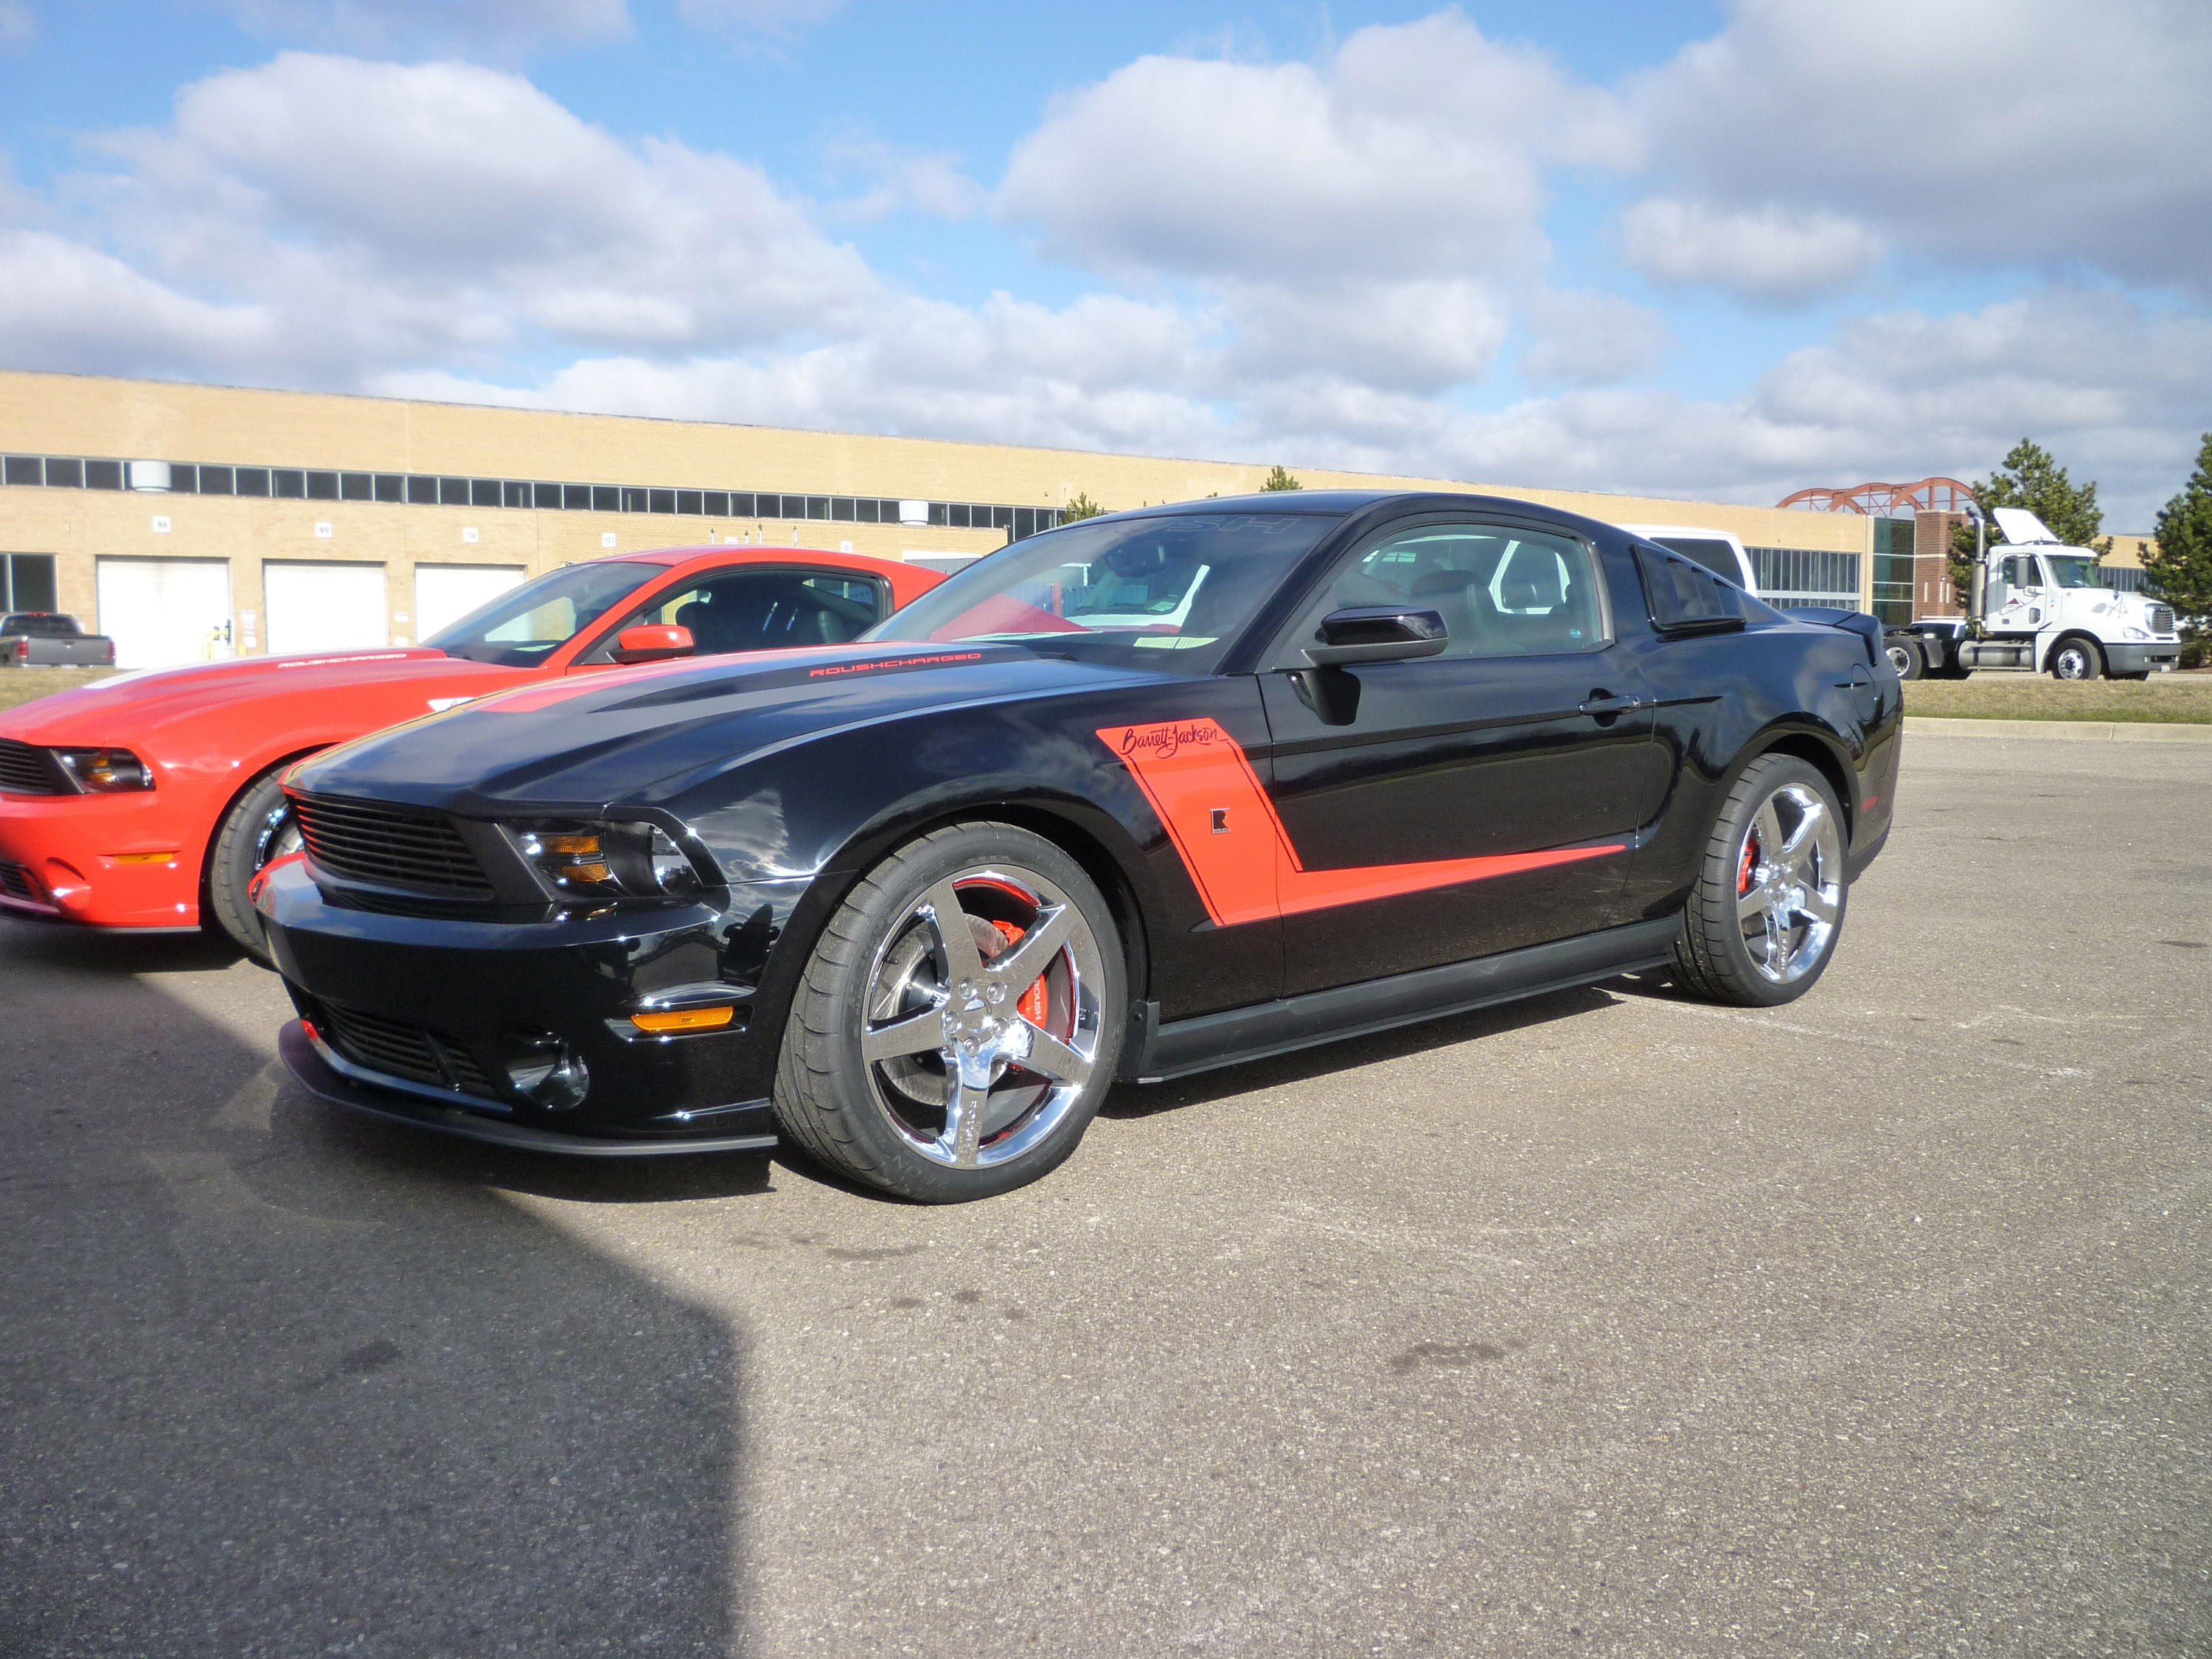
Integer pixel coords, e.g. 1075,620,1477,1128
63,53,877,377
1621,198,1881,305
1518,290,1672,386
221,0,629,54
1001,12,1635,285
1636,0,2212,291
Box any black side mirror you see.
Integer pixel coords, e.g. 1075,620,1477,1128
1302,606,1449,667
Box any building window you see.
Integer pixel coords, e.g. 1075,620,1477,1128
199,466,234,495
167,465,200,494
594,485,621,512
2,456,41,486
437,477,467,506
339,473,372,501
372,475,402,503
2,552,59,612
470,479,502,508
273,469,306,498
647,487,675,514
703,490,729,517
45,457,84,487
237,467,271,497
85,459,124,490
728,493,755,517
503,480,531,509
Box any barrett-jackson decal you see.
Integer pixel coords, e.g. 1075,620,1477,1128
1098,717,1624,928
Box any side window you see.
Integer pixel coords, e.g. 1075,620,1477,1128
1636,546,1743,633
1280,521,1610,661
604,568,884,658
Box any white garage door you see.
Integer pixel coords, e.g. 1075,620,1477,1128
263,562,389,657
95,557,234,669
414,564,527,644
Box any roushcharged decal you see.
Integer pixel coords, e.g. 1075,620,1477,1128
1098,717,1624,927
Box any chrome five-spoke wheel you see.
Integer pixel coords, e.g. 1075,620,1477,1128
1733,781,1843,984
860,867,1107,1170
1674,753,1850,1007
774,821,1126,1201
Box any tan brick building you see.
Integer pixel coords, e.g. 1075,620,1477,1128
1,369,1882,668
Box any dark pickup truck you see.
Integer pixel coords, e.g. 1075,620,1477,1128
2,613,116,667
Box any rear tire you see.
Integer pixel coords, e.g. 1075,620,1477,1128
1672,754,1848,1009
2049,638,2104,681
206,765,303,961
773,822,1126,1203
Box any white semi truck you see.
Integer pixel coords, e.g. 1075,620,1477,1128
1889,507,2180,681
1619,512,2180,682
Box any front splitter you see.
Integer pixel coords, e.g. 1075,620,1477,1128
277,1020,779,1157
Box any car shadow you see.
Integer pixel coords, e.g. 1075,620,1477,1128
0,931,750,1656
0,915,245,973
1102,981,1625,1119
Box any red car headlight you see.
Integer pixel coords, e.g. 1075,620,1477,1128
50,747,156,792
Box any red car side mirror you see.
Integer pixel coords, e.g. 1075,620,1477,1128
612,624,695,664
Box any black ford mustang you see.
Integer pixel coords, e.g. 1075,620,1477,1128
260,492,1900,1202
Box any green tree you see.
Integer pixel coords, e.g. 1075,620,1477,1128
1061,492,1105,521
1259,465,1303,492
2145,432,2212,656
1949,438,2111,603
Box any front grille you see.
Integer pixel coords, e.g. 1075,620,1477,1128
292,794,493,897
0,739,62,795
2150,605,2175,636
320,1003,500,1097
0,858,45,903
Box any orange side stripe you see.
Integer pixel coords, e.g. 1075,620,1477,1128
1098,717,1623,928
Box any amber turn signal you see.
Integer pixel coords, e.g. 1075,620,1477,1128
630,1006,735,1034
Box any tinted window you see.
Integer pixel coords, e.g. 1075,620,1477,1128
613,569,883,655
2,613,77,637
1637,546,1744,633
872,510,1338,675
1284,521,1608,660
1652,537,1746,585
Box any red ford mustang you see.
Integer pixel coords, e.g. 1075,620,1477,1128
0,546,941,955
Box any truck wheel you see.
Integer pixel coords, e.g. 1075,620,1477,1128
773,822,1125,1203
1672,754,1848,1009
206,764,304,961
2050,639,2103,681
1885,637,1924,680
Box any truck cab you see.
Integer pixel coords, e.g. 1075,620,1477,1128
1896,509,2180,681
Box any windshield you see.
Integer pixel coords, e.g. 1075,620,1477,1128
425,561,664,666
2042,556,2105,589
864,511,1340,674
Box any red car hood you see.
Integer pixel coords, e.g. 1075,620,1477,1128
0,649,529,746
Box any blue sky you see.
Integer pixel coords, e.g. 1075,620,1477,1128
1,0,2206,524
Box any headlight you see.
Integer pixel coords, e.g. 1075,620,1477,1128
51,747,155,792
2124,626,2150,640
511,819,709,899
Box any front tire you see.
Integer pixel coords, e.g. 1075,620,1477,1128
773,823,1126,1203
2049,638,2104,681
1885,636,1924,680
206,764,304,961
1673,754,1848,1008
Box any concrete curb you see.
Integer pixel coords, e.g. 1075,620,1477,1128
1906,715,2212,742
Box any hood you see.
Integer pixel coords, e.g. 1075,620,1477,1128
0,649,521,745
292,641,1163,813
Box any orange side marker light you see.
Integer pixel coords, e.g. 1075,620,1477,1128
630,1006,736,1034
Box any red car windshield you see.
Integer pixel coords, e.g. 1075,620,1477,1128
864,512,1340,675
427,563,664,667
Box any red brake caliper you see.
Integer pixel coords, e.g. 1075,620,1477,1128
990,919,1051,1024
1737,834,1759,895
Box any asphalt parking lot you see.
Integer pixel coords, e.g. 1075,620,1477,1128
2,731,2207,1658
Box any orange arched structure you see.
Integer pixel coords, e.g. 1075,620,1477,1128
1777,477,1978,515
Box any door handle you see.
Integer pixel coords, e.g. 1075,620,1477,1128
1577,692,1646,717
